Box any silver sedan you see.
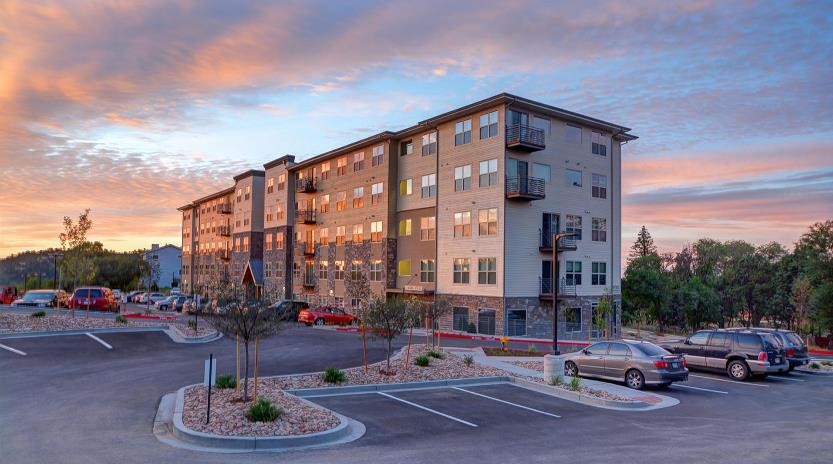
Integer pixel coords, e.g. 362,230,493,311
563,339,689,389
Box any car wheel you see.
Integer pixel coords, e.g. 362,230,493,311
787,365,794,372
564,361,578,377
314,318,325,326
727,360,749,381
626,369,645,390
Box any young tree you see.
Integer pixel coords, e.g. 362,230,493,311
594,293,613,340
628,226,658,262
58,210,97,313
364,296,418,374
424,294,452,349
344,269,372,370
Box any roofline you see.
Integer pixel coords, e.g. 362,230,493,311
288,131,396,171
233,169,265,182
263,154,296,170
188,186,235,207
145,244,181,253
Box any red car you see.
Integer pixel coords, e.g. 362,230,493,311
298,306,358,326
68,287,120,312
1,286,19,305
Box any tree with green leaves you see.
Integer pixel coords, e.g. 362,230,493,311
680,276,720,329
795,220,833,335
364,296,419,374
628,226,658,262
594,292,613,340
622,255,671,328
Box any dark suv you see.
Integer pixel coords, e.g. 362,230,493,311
724,328,809,371
660,330,788,380
268,300,310,322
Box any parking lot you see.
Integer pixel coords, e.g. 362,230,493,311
1,328,832,464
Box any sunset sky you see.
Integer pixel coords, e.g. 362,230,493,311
1,1,831,262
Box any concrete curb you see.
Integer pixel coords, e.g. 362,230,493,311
0,325,222,344
164,385,365,453
795,368,833,376
507,377,677,411
165,325,223,344
288,376,512,397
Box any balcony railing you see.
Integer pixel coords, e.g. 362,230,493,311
218,203,233,214
300,242,315,256
538,230,577,252
295,178,317,193
506,176,545,200
295,209,316,224
218,226,231,237
505,123,545,151
219,250,230,261
539,277,577,299
302,272,316,288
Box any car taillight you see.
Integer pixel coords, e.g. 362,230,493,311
681,358,687,368
757,351,768,361
653,360,669,369
786,348,794,357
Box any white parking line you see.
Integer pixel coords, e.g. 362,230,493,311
671,384,728,394
85,333,113,350
768,375,805,382
689,374,769,388
0,343,27,356
452,387,561,418
377,392,478,427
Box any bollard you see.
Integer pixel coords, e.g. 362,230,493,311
543,354,565,382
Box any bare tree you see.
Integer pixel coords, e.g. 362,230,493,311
364,296,418,374
345,269,372,371
423,295,452,349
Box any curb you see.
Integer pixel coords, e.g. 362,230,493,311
0,325,222,344
166,386,365,453
288,376,511,397
166,325,223,344
795,368,833,376
508,377,671,411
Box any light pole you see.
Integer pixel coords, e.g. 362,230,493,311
551,232,578,355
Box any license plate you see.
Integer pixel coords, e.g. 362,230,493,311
672,362,680,368
775,357,781,363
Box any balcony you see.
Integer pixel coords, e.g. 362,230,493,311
505,123,545,152
539,277,577,300
219,250,230,261
218,203,233,214
538,230,577,252
302,273,316,288
296,178,317,193
295,209,316,224
505,176,545,201
218,226,231,237
300,242,315,256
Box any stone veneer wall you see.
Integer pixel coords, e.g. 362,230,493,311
505,296,622,340
436,294,505,336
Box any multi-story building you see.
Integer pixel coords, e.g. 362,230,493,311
143,244,181,289
178,93,636,339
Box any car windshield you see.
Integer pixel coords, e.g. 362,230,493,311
22,291,53,301
632,342,669,357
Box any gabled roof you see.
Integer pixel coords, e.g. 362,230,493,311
241,259,263,286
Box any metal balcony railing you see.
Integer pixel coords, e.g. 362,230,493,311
539,230,577,251
505,176,545,200
218,204,233,214
540,277,577,299
295,209,316,224
505,123,545,151
295,178,317,193
218,226,231,237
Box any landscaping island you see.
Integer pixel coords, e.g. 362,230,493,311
0,312,216,340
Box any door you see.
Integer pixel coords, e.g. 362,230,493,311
541,260,552,294
507,109,529,126
542,213,560,247
604,343,631,380
705,332,732,369
681,331,710,367
580,342,610,376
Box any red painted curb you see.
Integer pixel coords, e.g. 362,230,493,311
809,349,833,356
332,327,593,347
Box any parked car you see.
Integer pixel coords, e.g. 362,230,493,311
122,290,142,303
112,289,122,300
724,328,809,371
68,287,120,312
154,296,177,311
10,289,67,308
170,296,191,312
298,306,357,326
269,300,310,322
1,286,18,305
660,329,788,380
170,287,181,295
138,292,165,304
130,292,146,303
563,340,688,390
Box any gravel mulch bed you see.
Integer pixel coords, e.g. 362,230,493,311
170,323,216,338
801,361,833,373
0,313,160,333
511,360,544,370
506,360,630,401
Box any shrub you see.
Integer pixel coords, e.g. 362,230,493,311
549,375,563,387
822,361,833,367
462,354,474,367
810,362,821,369
415,355,430,367
427,350,444,359
247,398,282,422
322,367,346,384
527,344,537,354
187,321,198,331
115,315,128,324
569,376,582,391
215,374,236,389
31,311,46,318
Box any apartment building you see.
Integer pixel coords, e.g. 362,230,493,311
178,93,636,340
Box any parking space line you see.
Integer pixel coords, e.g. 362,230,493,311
0,343,26,356
85,333,113,350
452,387,561,418
377,392,478,428
689,374,769,387
671,384,728,394
768,375,805,382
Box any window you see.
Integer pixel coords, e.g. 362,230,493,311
372,145,384,167
591,262,607,285
275,261,284,278
319,260,329,279
566,215,582,240
592,131,607,156
688,331,710,345
478,309,496,335
399,178,412,196
592,217,607,242
350,261,362,280
455,119,472,145
565,306,581,330
400,140,413,156
315,195,328,214
337,157,347,176
267,177,274,194
276,232,284,249
236,189,242,203
453,211,471,237
353,152,365,171
371,182,383,205
478,208,498,236
453,258,470,284
420,216,436,240
398,259,411,277
245,185,250,200
352,187,364,208
421,132,437,155
319,227,329,246
420,259,435,283
266,207,273,223
243,213,249,226
533,163,551,182
370,260,383,282
478,258,497,285
479,111,498,139
334,261,345,280
566,169,582,187
532,115,551,136
592,174,607,199
479,159,497,187
265,233,273,251
708,332,731,347
242,237,249,252
565,261,582,286
399,219,412,237
370,221,383,242
421,174,436,198
352,224,363,243
321,161,330,181
565,124,582,144
276,205,284,220
277,174,285,191
336,191,346,211
454,165,471,191
335,226,345,245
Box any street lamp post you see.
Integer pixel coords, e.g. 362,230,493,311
551,232,578,355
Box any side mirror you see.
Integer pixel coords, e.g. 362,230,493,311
684,338,691,345
582,349,589,355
